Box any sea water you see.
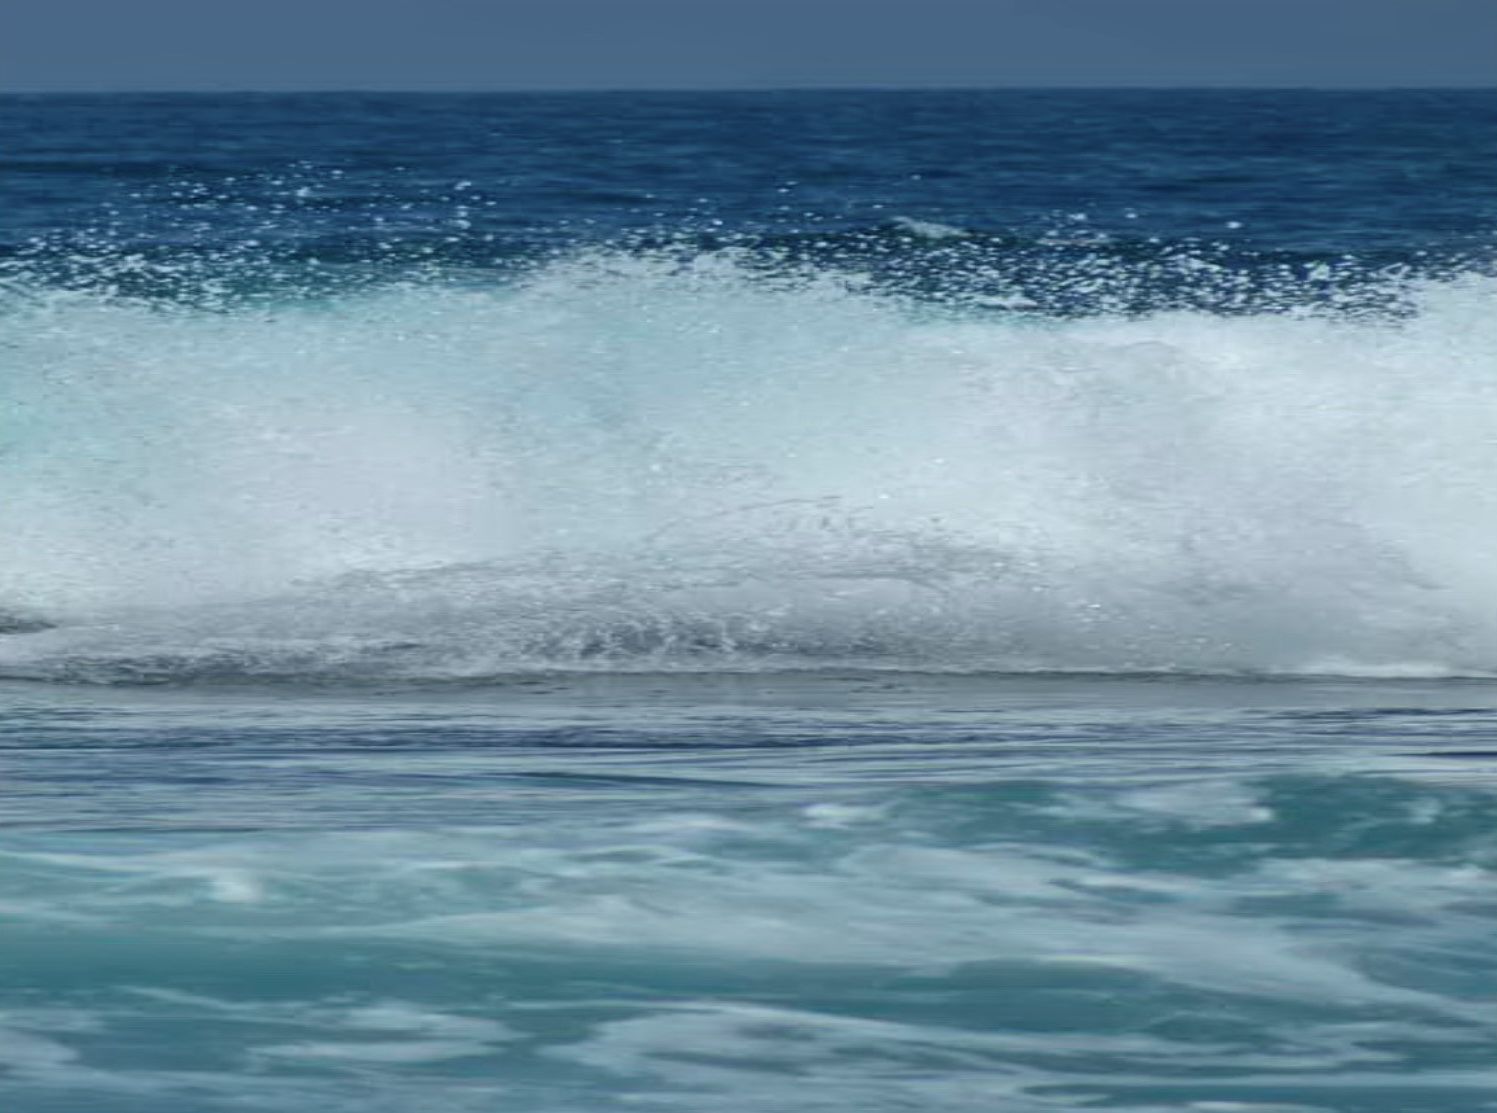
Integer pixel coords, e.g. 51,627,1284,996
1,90,1495,1112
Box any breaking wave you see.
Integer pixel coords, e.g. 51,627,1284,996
2,250,1495,682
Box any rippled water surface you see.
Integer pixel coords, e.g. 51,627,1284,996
3,675,1496,1113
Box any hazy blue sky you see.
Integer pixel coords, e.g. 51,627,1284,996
4,0,1494,91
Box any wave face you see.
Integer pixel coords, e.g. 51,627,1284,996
3,249,1495,682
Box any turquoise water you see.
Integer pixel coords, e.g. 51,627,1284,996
3,675,1496,1113
2,90,1496,1110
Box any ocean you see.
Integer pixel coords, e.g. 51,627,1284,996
1,89,1495,1112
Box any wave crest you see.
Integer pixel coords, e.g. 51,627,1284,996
3,252,1496,681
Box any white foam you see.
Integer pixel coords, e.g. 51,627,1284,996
5,782,1493,1109
4,254,1496,679
0,1027,79,1071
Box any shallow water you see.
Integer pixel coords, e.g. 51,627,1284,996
3,675,1496,1112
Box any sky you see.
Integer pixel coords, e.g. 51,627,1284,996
3,0,1495,92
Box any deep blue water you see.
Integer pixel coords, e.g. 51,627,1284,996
5,90,1495,311
2,90,1496,1112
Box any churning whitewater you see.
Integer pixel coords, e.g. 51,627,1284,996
4,253,1496,682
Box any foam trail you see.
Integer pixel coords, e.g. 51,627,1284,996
3,253,1496,680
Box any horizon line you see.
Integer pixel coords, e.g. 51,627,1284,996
4,82,1495,96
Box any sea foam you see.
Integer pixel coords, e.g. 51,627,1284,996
2,251,1495,680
